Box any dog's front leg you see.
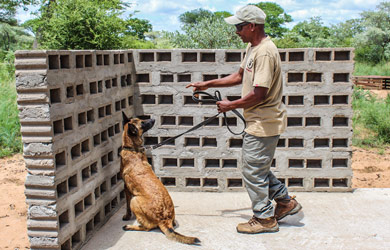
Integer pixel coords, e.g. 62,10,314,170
122,187,133,221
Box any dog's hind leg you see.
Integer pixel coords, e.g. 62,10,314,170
123,196,158,232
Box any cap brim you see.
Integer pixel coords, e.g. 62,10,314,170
224,16,243,25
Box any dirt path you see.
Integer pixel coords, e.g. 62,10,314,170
352,146,390,188
0,154,29,250
0,147,389,249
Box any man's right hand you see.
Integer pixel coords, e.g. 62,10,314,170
185,82,209,92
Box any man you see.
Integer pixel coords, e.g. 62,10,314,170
186,5,302,234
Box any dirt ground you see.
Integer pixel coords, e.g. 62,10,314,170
370,89,390,99
0,154,29,250
0,147,389,249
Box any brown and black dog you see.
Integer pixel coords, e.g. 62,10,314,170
120,112,200,245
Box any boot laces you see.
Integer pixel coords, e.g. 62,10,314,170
248,216,260,226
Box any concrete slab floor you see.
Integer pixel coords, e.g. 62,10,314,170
82,189,390,250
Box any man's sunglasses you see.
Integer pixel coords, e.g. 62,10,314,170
235,22,251,32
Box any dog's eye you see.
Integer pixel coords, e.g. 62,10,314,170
141,122,145,127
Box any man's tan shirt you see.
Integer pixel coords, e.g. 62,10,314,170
240,37,287,137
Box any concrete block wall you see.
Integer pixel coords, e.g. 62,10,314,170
132,48,354,193
15,50,135,250
15,48,353,249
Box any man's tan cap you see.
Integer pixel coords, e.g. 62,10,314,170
224,5,266,25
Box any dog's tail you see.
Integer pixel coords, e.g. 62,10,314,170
159,223,200,245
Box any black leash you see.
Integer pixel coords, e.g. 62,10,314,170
192,90,246,135
145,90,246,150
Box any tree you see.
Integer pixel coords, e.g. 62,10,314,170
0,22,34,51
214,11,232,19
124,17,152,40
354,2,390,63
144,31,173,49
178,8,214,25
252,2,292,38
274,16,334,48
25,0,154,49
292,17,331,46
167,15,244,49
329,18,363,47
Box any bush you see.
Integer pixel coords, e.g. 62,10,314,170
352,87,390,147
0,50,15,82
0,75,21,157
167,16,245,49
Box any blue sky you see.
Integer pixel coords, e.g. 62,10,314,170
17,0,383,32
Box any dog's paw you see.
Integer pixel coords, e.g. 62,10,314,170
122,214,132,221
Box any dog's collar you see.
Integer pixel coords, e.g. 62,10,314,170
121,146,145,153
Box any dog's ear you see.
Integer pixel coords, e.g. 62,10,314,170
122,112,130,127
127,123,138,136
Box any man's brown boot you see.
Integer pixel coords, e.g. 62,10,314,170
236,216,279,234
275,195,302,221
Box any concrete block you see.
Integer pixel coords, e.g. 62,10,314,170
28,205,57,219
29,236,59,248
25,158,55,168
26,174,55,187
18,104,51,121
15,74,47,89
23,143,53,157
27,219,59,230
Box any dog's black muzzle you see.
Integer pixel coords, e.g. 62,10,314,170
142,119,155,133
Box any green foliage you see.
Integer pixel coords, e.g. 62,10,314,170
252,2,292,38
121,35,155,49
167,16,245,49
26,0,124,49
354,2,390,64
352,87,390,147
291,17,332,47
124,17,152,40
144,31,173,49
328,19,363,47
179,3,293,40
354,61,390,76
25,0,154,50
0,22,34,51
274,16,362,49
179,8,214,25
0,64,21,157
214,11,232,19
0,50,16,81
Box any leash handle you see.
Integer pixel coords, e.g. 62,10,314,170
192,90,246,135
145,91,246,150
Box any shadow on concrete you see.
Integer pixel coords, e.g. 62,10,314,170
82,208,129,250
278,211,305,228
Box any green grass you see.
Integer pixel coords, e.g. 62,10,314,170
352,86,390,148
354,61,390,76
0,60,22,158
